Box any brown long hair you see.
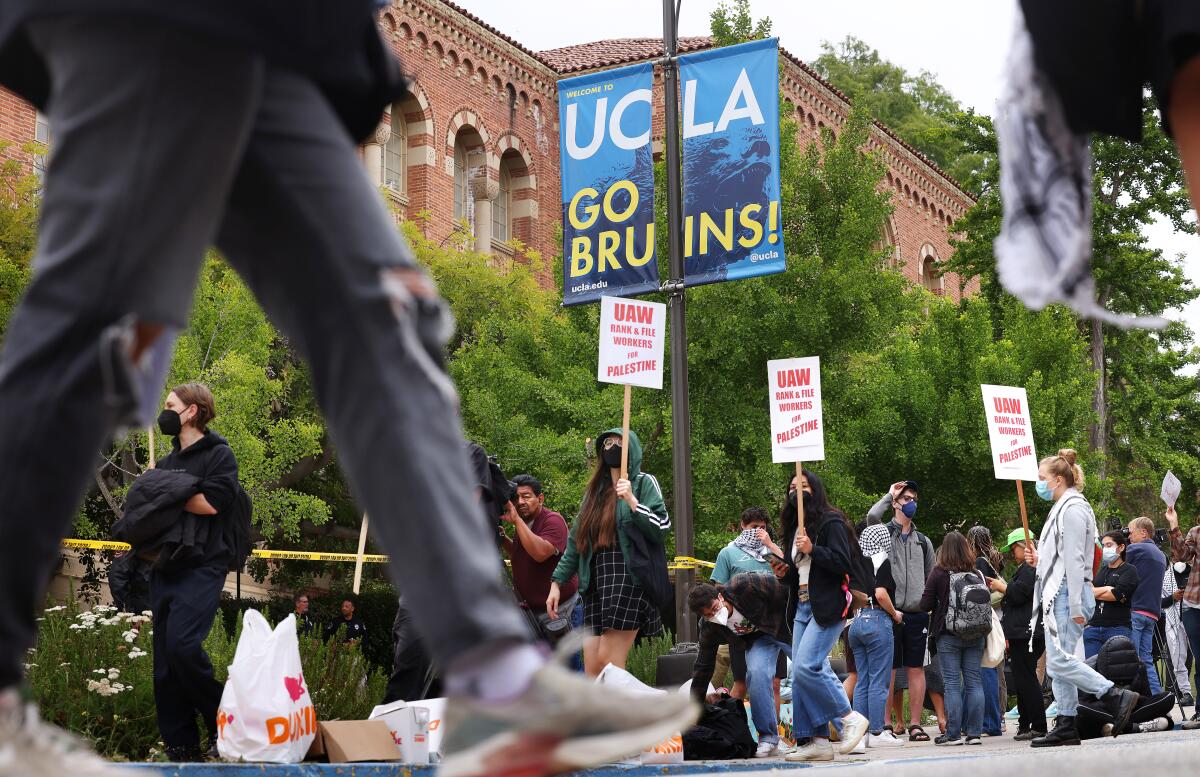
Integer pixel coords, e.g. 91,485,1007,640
574,456,616,555
936,531,977,574
966,526,1003,575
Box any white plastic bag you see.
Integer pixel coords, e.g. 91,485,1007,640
216,611,316,763
595,664,682,764
982,610,1006,668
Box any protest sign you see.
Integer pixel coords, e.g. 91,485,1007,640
598,296,666,390
559,63,660,305
980,384,1038,481
598,296,666,478
679,38,785,287
768,357,824,464
1162,471,1182,508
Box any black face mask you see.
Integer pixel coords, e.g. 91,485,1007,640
788,490,798,507
157,408,183,437
601,445,623,469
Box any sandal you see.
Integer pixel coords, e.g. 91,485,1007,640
908,724,930,742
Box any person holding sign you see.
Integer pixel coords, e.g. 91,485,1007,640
548,429,669,676
775,471,870,762
1026,450,1139,747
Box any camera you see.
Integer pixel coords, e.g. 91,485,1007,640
1155,528,1170,545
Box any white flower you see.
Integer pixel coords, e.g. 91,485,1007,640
107,669,120,680
121,630,138,644
93,669,107,675
44,606,66,613
128,649,147,659
59,662,69,667
141,611,153,617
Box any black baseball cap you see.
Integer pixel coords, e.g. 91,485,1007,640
900,480,919,496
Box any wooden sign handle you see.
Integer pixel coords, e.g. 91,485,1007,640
795,461,807,540
620,384,632,481
352,513,370,595
1016,480,1031,548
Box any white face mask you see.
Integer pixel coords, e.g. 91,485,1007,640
707,598,730,627
1176,561,1188,575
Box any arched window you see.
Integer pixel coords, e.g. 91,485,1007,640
383,110,407,191
493,158,512,242
453,127,484,234
920,248,944,296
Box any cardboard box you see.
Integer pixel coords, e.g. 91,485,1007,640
317,720,402,763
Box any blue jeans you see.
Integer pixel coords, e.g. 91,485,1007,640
746,636,790,743
937,633,984,739
1131,612,1163,694
1082,624,1132,659
848,608,894,734
981,665,1001,734
1046,585,1113,716
791,600,851,738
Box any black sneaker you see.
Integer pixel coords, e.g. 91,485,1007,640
1013,729,1044,741
1180,692,1196,707
1031,717,1080,748
164,745,205,762
934,734,963,746
1101,686,1138,736
964,736,982,745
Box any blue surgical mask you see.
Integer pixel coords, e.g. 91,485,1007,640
1035,479,1055,501
900,501,917,519
1102,547,1118,565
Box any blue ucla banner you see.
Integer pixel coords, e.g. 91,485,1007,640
558,63,659,306
678,38,785,286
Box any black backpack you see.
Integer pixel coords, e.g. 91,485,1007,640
620,476,672,608
223,485,254,572
683,697,757,760
945,570,993,639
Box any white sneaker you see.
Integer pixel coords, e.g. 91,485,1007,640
439,646,698,777
848,738,867,754
1137,718,1171,733
785,738,835,762
0,689,148,777
869,730,905,748
837,711,869,755
755,739,789,758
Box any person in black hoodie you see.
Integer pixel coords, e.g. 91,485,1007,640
1082,532,1140,658
149,383,239,762
994,528,1045,740
775,469,869,762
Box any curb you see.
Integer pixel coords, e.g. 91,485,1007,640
123,763,819,775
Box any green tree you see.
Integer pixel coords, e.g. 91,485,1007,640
0,142,41,341
710,0,771,47
811,36,990,192
947,98,1200,521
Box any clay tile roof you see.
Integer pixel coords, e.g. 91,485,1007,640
437,0,554,67
538,36,715,73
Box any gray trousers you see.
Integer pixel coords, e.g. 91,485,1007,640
0,16,529,690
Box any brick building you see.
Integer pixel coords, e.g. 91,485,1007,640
1,0,977,298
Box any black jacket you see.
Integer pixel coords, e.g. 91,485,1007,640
0,0,406,143
1001,562,1040,641
691,574,794,703
111,468,200,548
153,431,240,570
783,509,854,627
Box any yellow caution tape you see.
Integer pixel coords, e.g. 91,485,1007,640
62,539,388,564
671,555,716,569
62,539,133,552
62,540,717,571
252,549,389,564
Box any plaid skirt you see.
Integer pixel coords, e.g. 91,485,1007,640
583,547,663,636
